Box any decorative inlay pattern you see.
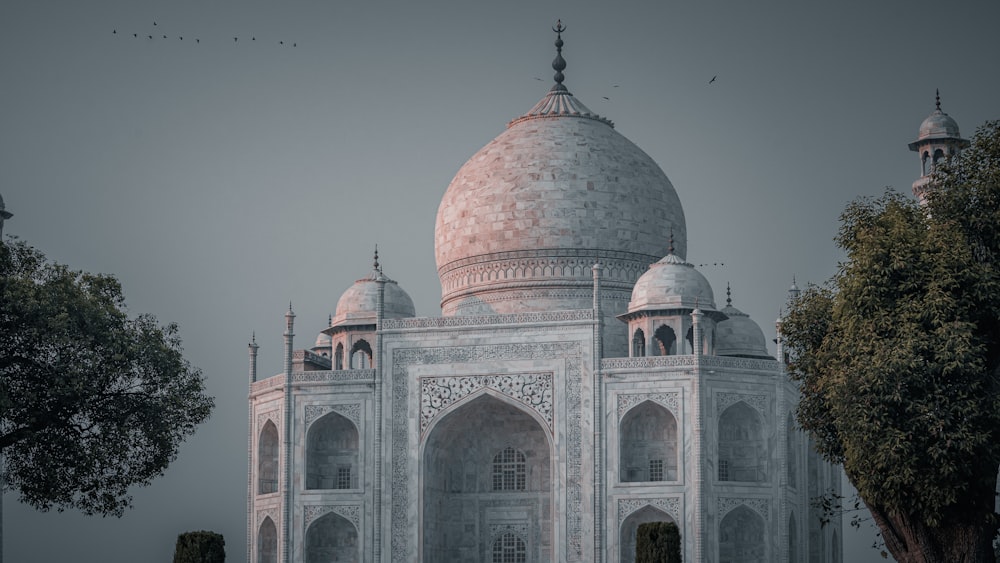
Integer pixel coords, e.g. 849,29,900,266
617,497,681,524
489,523,529,542
383,309,594,331
256,507,278,527
617,392,679,420
303,504,361,530
256,410,278,430
391,342,584,561
420,373,552,434
600,355,780,372
291,369,374,383
304,403,362,428
717,392,768,418
717,497,769,520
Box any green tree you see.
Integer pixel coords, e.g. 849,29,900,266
636,521,681,563
0,239,214,516
782,121,1000,563
173,531,225,563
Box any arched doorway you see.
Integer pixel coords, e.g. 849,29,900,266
306,411,359,489
305,512,358,563
422,394,552,562
620,505,675,563
257,517,277,563
719,505,766,563
619,401,677,483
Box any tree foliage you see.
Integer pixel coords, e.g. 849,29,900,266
636,521,681,563
782,121,1000,563
173,531,225,563
0,239,214,516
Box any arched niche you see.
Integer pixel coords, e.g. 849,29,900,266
653,325,676,356
334,343,344,370
620,401,678,483
257,517,277,563
422,393,552,562
350,339,372,369
717,402,766,482
306,411,359,490
719,505,766,563
786,412,799,489
632,328,646,357
620,505,676,563
305,512,358,563
258,420,279,495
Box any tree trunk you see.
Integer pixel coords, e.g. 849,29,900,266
867,502,997,563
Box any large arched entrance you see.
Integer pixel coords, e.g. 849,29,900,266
422,393,552,562
620,505,676,563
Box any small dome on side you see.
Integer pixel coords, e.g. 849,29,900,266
314,331,332,349
331,252,416,328
628,253,716,313
715,288,773,359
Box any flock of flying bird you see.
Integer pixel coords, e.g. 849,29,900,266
535,75,717,103
112,21,298,47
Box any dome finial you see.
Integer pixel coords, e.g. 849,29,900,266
935,89,941,111
373,244,381,273
668,229,675,255
551,20,567,90
726,282,732,306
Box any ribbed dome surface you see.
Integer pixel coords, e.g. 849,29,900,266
716,303,773,359
628,253,715,313
332,270,415,327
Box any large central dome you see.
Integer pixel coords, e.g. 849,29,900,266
433,27,685,355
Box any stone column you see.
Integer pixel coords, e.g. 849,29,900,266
282,306,295,563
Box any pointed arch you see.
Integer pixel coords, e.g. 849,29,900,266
620,505,675,563
423,393,552,562
718,401,766,482
306,411,359,489
334,343,344,370
632,328,646,357
258,420,279,494
305,512,358,563
719,505,766,563
350,339,372,369
257,517,277,563
653,325,676,356
620,400,678,482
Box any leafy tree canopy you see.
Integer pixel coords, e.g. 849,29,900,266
782,121,1000,562
0,239,214,516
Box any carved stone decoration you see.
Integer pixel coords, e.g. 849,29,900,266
601,356,697,370
256,410,278,431
391,341,584,561
256,507,278,528
717,497,770,521
716,392,768,419
303,504,361,531
304,403,362,429
420,373,553,434
617,392,680,420
292,369,374,383
488,522,530,543
383,309,594,330
617,497,682,525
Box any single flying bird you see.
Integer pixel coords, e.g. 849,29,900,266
709,75,717,84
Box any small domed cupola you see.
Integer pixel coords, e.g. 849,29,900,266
908,90,970,203
618,239,725,357
715,284,774,360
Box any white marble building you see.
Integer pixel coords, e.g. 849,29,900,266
247,25,843,563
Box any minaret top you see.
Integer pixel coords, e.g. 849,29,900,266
551,20,567,92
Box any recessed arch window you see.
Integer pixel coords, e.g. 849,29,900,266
258,420,279,495
632,328,645,357
305,512,358,563
653,325,676,356
350,339,372,369
492,532,527,563
718,402,766,482
620,401,678,482
492,446,527,491
334,343,344,370
258,517,277,563
306,411,359,490
719,506,766,563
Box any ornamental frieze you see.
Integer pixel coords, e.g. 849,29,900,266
420,373,553,435
717,497,769,520
617,497,681,525
716,392,768,419
617,392,680,420
303,504,361,530
304,403,362,428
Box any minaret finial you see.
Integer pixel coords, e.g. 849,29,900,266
935,89,941,111
0,193,12,239
373,244,381,273
726,282,732,306
668,229,675,255
551,20,567,90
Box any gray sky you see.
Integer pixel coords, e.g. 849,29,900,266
2,0,998,561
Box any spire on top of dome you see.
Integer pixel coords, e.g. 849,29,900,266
373,244,381,273
551,20,567,92
508,21,613,128
935,88,941,111
726,282,732,307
